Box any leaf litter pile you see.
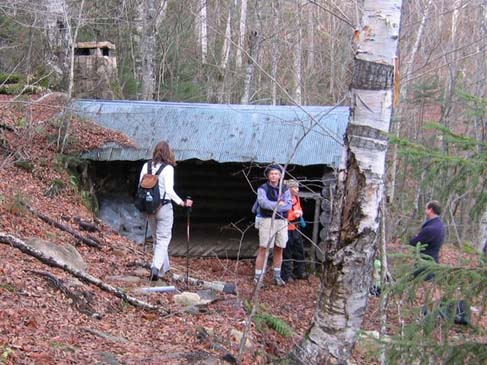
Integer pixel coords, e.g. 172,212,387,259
0,94,321,365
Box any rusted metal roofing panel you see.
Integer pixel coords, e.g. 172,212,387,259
74,100,349,167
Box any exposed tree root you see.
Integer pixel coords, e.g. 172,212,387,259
29,270,100,318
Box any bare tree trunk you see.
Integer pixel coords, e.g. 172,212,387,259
66,0,85,99
45,0,70,89
287,0,402,363
293,0,303,105
440,0,463,130
476,1,487,252
240,30,258,104
401,0,432,99
390,0,433,202
235,0,248,69
307,3,315,73
134,0,144,82
240,0,260,104
271,0,280,105
220,5,233,71
218,1,235,103
199,0,208,64
155,0,168,30
140,0,157,100
329,15,337,101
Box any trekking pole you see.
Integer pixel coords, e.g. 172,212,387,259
143,220,148,253
185,196,192,290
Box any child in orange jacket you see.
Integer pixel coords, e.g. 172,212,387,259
281,180,307,282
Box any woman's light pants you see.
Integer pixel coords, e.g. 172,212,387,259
147,203,173,274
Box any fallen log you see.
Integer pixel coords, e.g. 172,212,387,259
0,233,157,311
171,273,237,295
25,204,101,249
73,217,100,233
127,261,237,295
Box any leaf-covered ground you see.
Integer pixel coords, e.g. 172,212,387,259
1,94,484,365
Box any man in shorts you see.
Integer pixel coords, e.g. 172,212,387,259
254,165,292,286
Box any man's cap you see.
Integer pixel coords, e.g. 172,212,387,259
264,164,283,176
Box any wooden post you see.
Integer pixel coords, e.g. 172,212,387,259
311,195,321,271
299,191,322,272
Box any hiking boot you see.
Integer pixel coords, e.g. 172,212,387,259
254,275,265,289
273,277,286,286
150,267,159,281
253,274,261,285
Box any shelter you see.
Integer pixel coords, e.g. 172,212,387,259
73,100,349,260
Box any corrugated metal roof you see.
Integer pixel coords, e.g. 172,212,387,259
73,99,349,167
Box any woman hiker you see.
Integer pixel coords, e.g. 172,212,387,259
139,141,193,280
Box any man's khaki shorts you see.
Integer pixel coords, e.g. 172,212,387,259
258,218,288,248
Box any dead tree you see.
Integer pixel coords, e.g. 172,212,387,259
0,233,157,311
25,204,101,249
287,0,403,363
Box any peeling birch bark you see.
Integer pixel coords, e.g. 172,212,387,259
287,1,402,363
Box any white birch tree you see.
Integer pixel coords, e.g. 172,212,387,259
287,0,402,363
235,0,248,69
220,4,233,71
199,0,208,64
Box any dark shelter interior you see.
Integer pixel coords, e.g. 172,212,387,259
88,159,329,259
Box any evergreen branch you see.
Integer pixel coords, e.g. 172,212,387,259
254,313,294,337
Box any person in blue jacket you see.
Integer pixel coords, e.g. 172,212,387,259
254,165,292,286
409,200,445,280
